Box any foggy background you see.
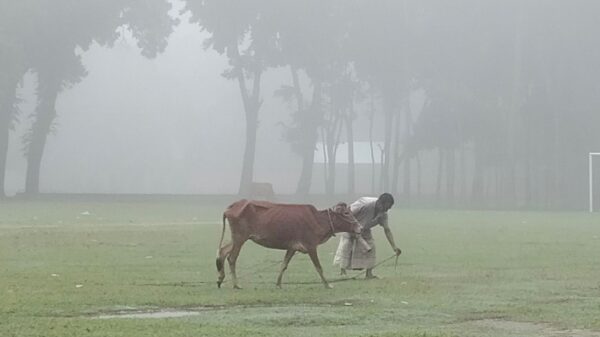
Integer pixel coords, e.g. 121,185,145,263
2,0,600,210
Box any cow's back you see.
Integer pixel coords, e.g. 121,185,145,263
224,200,321,250
223,199,253,220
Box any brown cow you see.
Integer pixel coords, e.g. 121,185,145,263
216,199,370,289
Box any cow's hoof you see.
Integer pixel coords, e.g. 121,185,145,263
276,284,282,289
324,284,333,289
233,285,242,290
217,281,222,288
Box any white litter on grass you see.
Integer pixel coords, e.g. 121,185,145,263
145,256,153,259
401,301,409,305
343,302,353,306
81,211,91,216
51,274,59,277
75,284,83,288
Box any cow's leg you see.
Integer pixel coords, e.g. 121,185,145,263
307,248,332,289
276,249,296,288
227,241,245,289
216,242,233,288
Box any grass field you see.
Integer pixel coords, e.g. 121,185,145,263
1,198,600,337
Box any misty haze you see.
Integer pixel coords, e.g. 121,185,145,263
1,0,598,210
2,1,600,336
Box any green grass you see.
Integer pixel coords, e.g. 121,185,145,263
1,199,600,336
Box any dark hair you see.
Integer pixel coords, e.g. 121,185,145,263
378,193,394,206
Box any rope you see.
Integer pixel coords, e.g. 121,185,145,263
331,253,399,283
283,253,400,285
326,208,336,237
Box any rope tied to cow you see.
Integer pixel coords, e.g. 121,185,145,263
326,208,336,237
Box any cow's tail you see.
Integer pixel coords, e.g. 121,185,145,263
216,213,227,273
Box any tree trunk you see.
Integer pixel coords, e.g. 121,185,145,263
446,148,456,207
0,78,19,199
403,102,413,206
325,128,335,196
25,77,60,195
0,100,11,198
391,103,403,196
345,110,355,196
238,102,259,196
326,149,335,196
380,95,395,192
296,143,316,196
324,111,343,196
495,167,500,207
369,94,376,194
416,152,422,200
435,148,444,205
227,42,263,196
456,145,464,206
237,67,262,196
295,81,321,196
472,146,484,207
524,120,532,208
291,66,304,112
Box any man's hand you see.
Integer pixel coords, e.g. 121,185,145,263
394,247,402,256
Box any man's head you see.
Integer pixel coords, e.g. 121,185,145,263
375,193,394,213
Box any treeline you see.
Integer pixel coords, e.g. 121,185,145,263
1,1,600,210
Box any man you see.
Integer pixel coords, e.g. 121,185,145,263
333,193,401,279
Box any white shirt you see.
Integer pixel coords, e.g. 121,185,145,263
350,197,389,232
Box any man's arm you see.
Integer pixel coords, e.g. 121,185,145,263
379,213,401,255
383,227,401,256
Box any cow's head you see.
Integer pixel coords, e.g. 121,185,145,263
330,202,372,251
330,202,362,235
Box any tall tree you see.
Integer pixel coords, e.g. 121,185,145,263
275,0,354,196
22,0,177,195
0,1,38,198
349,0,410,193
185,0,280,195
